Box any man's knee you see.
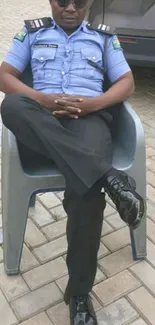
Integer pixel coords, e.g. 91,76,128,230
1,93,24,115
1,93,28,126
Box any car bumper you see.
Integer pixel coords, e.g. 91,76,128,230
119,36,155,67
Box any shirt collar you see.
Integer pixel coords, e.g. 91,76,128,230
51,18,95,35
81,21,95,34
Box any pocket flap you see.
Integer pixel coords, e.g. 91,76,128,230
32,48,57,62
81,48,102,62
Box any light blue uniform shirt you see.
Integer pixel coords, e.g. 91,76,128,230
4,19,131,97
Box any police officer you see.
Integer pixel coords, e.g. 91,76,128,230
0,1,145,324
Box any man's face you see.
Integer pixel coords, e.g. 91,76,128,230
50,0,88,30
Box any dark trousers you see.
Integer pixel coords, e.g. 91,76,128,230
1,94,113,301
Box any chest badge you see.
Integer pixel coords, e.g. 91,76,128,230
33,44,58,48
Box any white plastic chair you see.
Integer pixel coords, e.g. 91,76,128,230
1,66,146,275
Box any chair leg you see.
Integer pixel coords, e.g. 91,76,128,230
126,161,147,260
29,194,36,208
130,214,147,260
2,186,29,275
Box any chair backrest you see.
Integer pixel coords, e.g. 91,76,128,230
17,64,135,170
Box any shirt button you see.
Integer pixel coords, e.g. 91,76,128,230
92,56,96,60
61,71,65,75
66,50,70,54
40,57,44,61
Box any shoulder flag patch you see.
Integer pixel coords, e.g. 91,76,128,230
112,39,121,50
14,30,27,42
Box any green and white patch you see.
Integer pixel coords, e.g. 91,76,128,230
14,30,27,42
112,39,121,50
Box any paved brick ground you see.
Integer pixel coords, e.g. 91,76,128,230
0,1,155,324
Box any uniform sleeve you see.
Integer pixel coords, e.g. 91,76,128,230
3,26,30,72
106,35,131,83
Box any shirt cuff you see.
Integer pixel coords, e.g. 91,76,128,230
3,55,26,72
108,62,131,83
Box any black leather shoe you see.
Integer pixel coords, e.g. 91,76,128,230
69,295,97,325
105,173,145,230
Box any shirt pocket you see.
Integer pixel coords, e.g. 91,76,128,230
31,48,57,80
80,48,103,79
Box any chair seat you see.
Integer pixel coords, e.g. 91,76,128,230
113,144,132,170
24,165,62,177
24,145,132,177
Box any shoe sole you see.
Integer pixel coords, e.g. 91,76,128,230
129,200,146,230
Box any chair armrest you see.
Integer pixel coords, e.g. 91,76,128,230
122,100,145,160
112,100,145,170
2,125,23,171
123,101,146,198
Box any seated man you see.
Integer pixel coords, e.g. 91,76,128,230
0,1,145,324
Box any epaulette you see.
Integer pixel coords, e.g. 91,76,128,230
86,22,116,35
24,17,53,33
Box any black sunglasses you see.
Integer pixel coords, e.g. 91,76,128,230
56,0,87,8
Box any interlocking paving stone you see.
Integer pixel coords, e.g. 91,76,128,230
0,263,29,301
146,147,155,157
146,137,155,149
106,213,126,230
147,159,155,173
144,125,155,137
47,301,69,325
89,294,103,311
101,220,114,236
96,298,138,325
0,288,18,325
129,319,148,325
19,312,53,325
29,201,54,227
25,219,47,248
146,239,155,268
98,242,110,258
20,244,39,273
11,282,63,321
146,119,155,129
147,184,155,202
38,193,61,210
42,219,67,240
55,191,64,201
130,260,155,296
98,246,137,276
0,246,3,262
147,201,155,223
50,205,67,220
23,257,67,290
101,227,130,252
93,270,140,306
140,114,151,123
147,218,155,244
33,236,67,263
0,227,3,245
95,268,106,284
128,286,155,325
104,203,116,217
